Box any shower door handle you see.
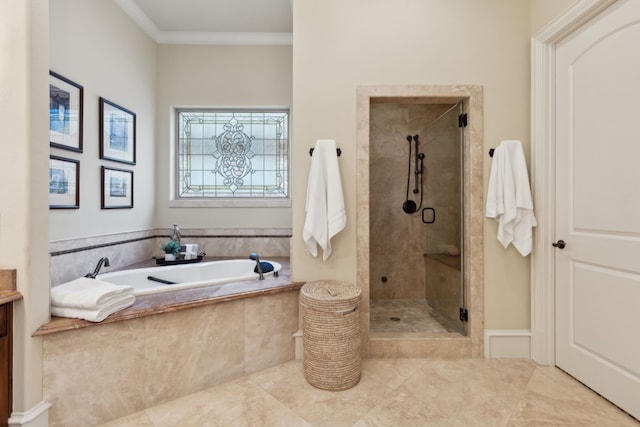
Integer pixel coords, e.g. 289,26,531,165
422,208,435,224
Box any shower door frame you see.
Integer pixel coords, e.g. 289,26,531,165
356,85,484,358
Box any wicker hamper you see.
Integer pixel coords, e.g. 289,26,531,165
300,280,362,391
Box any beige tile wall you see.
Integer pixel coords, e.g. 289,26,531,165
42,291,299,427
49,228,291,286
369,103,462,301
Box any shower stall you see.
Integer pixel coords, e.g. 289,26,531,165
369,101,465,335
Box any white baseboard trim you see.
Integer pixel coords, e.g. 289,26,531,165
9,401,51,427
484,329,531,359
293,329,303,360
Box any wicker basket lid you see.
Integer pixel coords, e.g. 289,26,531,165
300,280,361,311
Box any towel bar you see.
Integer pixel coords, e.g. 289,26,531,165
309,147,341,157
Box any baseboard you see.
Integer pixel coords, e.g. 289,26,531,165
9,401,50,427
293,329,303,360
484,329,531,359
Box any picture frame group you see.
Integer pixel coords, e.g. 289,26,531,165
49,155,80,209
101,166,133,209
48,71,136,210
49,71,83,153
99,97,136,165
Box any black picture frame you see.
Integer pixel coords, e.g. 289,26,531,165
49,155,80,209
99,97,136,165
49,71,83,152
101,166,133,209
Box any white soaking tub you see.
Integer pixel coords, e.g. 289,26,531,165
97,259,281,296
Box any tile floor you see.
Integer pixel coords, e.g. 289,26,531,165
370,299,458,334
99,358,639,427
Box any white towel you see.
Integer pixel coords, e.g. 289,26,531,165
51,294,136,323
486,140,537,256
303,139,346,262
51,277,134,309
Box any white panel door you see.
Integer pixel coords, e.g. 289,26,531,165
555,0,640,420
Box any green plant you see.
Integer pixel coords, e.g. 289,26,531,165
161,240,181,255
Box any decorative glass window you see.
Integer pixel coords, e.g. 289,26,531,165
176,109,289,200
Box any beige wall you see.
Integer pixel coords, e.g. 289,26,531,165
0,0,50,414
291,0,573,329
49,0,157,241
531,0,577,35
154,45,293,230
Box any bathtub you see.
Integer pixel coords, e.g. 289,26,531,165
97,259,282,296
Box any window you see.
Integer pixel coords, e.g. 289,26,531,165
176,109,289,202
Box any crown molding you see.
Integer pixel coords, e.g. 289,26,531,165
157,31,292,45
113,0,160,41
114,0,292,45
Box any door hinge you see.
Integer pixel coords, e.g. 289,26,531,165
459,307,469,322
458,113,468,128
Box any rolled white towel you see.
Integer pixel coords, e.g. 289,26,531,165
51,277,134,309
51,294,136,323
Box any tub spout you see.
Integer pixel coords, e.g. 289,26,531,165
249,252,264,280
85,257,110,279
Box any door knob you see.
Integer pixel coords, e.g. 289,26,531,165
552,240,566,249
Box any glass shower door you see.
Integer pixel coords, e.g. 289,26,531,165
423,103,465,334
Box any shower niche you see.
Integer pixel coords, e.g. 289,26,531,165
357,85,483,358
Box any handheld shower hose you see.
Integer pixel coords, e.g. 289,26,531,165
402,135,424,214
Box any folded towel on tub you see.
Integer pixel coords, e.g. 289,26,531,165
51,277,134,309
51,294,136,323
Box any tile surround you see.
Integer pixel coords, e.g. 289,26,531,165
357,85,484,358
42,290,299,427
49,228,291,286
43,229,295,426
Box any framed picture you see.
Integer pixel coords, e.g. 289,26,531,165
99,97,136,164
49,71,83,152
49,156,80,209
101,166,133,209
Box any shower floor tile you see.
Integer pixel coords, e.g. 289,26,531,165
370,299,458,333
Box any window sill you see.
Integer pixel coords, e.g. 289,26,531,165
167,198,292,208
